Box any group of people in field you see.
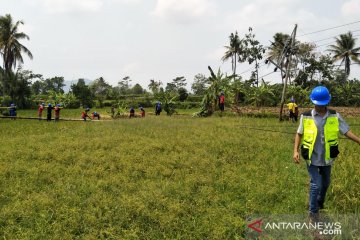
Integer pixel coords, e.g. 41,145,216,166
37,103,62,121
9,101,164,122
5,86,360,226
81,108,101,121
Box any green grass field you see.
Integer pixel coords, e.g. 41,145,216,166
1,110,360,239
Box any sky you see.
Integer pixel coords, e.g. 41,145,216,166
2,0,360,90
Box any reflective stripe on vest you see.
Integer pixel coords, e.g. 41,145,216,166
301,111,339,165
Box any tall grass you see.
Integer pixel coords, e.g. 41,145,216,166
0,113,359,239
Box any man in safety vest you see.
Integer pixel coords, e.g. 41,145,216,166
293,86,360,220
287,98,298,122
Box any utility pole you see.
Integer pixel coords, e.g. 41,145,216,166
279,24,297,121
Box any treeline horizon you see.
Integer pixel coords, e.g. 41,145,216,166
1,13,360,110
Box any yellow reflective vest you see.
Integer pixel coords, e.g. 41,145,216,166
301,110,340,165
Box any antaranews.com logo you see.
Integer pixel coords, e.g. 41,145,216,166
245,215,345,239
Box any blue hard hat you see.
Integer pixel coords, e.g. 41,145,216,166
10,103,15,106
94,111,97,114
291,98,295,103
48,103,52,107
310,86,331,106
56,104,60,107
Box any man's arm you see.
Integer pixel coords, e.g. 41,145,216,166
293,133,302,164
344,130,360,145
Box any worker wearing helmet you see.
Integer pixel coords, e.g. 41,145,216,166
92,111,100,120
139,107,145,118
54,104,61,122
129,107,135,118
155,102,162,116
9,103,16,120
38,102,45,120
82,107,91,121
47,103,53,121
293,86,360,221
287,98,298,122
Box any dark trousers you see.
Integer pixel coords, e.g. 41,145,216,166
307,164,331,213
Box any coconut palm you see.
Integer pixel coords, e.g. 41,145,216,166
0,14,33,73
267,33,290,65
222,32,244,77
328,31,360,77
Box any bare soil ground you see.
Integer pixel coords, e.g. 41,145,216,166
232,106,360,118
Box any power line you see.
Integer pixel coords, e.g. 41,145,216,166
238,62,267,75
312,29,360,43
259,71,277,79
313,34,360,49
298,20,360,37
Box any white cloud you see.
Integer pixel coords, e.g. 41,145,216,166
152,0,217,24
25,0,104,13
224,0,319,44
341,0,360,18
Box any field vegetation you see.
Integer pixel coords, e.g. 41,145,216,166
1,110,359,239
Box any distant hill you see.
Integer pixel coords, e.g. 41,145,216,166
63,79,92,92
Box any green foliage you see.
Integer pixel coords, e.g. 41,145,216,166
159,92,177,116
171,76,187,89
328,31,360,77
0,14,33,73
286,85,311,106
130,83,145,95
110,102,130,118
89,77,112,108
222,31,245,76
70,79,94,108
118,76,132,95
177,87,188,102
43,76,66,94
165,82,176,93
294,54,334,86
195,67,231,117
247,80,275,107
242,28,266,86
148,79,162,94
191,73,208,95
1,68,33,108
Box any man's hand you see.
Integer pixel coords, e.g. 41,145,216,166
293,133,302,164
293,151,300,164
345,130,360,145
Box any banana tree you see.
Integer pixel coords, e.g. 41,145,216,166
248,80,275,107
194,66,231,117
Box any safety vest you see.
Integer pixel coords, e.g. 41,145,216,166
301,109,340,165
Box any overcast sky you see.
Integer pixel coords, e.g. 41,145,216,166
2,0,360,89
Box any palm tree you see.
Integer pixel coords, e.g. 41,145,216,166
267,33,290,66
328,31,360,77
222,32,243,77
0,14,33,73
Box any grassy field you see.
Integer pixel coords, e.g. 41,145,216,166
1,109,360,239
